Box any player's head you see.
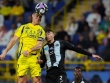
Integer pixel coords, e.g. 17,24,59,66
45,29,54,43
74,67,82,79
15,0,20,6
32,12,42,25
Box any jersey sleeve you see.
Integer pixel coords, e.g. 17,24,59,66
14,25,25,37
62,41,92,57
38,28,45,42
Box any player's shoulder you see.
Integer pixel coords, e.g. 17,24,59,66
43,43,48,47
37,25,45,34
37,25,42,28
51,40,68,45
18,24,26,28
23,23,32,28
37,25,44,30
23,23,32,26
42,43,49,51
57,40,68,44
19,23,29,28
16,24,26,31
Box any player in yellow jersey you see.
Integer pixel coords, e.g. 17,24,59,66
0,12,45,83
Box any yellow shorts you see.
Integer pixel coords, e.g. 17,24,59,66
17,62,41,77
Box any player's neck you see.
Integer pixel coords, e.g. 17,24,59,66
48,39,54,44
31,21,39,25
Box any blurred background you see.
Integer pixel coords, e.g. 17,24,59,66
0,0,110,83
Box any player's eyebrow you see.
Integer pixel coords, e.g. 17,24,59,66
35,13,42,17
38,15,42,18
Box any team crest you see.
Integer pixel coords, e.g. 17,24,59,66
44,46,49,51
55,44,59,47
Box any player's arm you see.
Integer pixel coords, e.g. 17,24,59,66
29,40,44,52
0,25,24,60
22,38,44,57
22,41,44,57
63,41,102,60
0,35,19,60
29,29,45,52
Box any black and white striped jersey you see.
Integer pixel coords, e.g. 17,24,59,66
40,40,92,70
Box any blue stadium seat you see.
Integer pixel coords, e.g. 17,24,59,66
83,71,110,82
54,1,65,13
0,46,6,54
24,12,33,23
72,34,79,45
45,12,54,25
83,11,91,18
45,2,55,25
41,70,110,82
47,2,54,12
105,64,110,70
4,20,12,31
66,70,74,81
97,45,105,54
66,71,110,82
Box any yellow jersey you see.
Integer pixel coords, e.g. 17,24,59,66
11,5,24,16
14,23,45,63
0,6,12,16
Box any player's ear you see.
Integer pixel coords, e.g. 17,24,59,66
32,13,34,18
52,32,55,37
32,13,36,21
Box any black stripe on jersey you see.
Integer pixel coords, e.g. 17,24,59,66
17,26,25,59
18,43,23,59
20,26,25,37
48,44,56,67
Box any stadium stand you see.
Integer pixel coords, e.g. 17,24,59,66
0,0,110,83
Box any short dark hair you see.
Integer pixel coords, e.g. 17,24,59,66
45,28,53,33
74,67,82,71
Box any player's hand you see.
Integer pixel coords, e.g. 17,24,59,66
38,59,43,64
0,52,6,60
92,54,103,61
22,50,29,57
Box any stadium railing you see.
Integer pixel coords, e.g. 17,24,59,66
0,61,17,83
50,0,91,31
51,0,74,31
0,60,110,82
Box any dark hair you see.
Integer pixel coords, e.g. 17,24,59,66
45,28,53,33
74,67,82,71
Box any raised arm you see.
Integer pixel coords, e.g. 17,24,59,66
63,41,102,60
0,35,19,60
0,25,24,60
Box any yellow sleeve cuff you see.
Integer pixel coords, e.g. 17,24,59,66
28,49,32,53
